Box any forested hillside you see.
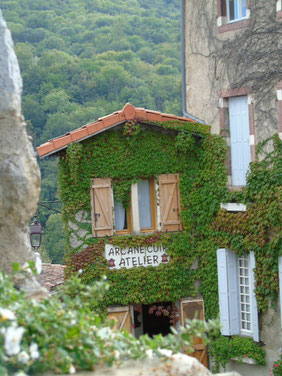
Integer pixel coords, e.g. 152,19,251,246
2,0,182,263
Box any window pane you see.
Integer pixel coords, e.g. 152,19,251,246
114,199,127,230
241,0,247,17
138,180,152,229
238,255,252,332
228,0,235,20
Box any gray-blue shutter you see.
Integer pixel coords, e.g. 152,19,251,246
217,249,240,335
249,251,259,342
229,96,251,186
279,256,282,327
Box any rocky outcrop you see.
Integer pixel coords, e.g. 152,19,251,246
0,11,44,296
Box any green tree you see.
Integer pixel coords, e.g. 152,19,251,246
41,214,65,264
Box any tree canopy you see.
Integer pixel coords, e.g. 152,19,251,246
2,0,182,263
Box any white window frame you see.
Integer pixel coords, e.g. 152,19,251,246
238,254,252,334
226,0,247,23
217,249,259,341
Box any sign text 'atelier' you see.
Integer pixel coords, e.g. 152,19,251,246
105,244,169,270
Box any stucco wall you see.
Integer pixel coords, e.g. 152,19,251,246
184,1,282,374
184,0,281,145
68,210,92,250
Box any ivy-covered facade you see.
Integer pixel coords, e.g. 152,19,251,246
38,104,281,372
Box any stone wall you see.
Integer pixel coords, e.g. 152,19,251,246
0,11,44,296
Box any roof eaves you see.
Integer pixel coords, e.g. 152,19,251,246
39,120,127,158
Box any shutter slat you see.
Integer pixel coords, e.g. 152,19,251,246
217,248,240,336
179,299,208,368
107,306,131,333
229,96,251,186
159,174,182,232
227,250,240,335
217,249,231,335
250,251,259,342
91,178,113,237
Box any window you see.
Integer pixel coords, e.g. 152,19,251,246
137,179,155,231
114,199,131,234
229,96,251,186
238,255,252,333
226,0,247,22
217,249,259,341
91,174,182,237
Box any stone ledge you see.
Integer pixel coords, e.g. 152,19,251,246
44,354,242,376
231,356,256,365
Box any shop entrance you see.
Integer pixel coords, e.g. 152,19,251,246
107,299,208,368
133,302,173,338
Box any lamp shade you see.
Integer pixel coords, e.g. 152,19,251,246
29,218,43,249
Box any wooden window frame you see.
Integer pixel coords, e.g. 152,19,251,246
140,178,156,233
115,204,132,235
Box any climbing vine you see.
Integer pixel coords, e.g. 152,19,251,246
59,121,280,367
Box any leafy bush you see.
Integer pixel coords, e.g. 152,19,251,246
0,266,220,375
209,335,265,373
271,354,282,376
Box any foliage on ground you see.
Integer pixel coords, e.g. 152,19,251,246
0,266,220,375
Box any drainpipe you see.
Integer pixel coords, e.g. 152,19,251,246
181,0,206,125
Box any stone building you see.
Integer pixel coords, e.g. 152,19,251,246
37,99,281,374
181,0,282,375
182,0,282,187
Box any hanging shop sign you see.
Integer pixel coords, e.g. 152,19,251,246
105,244,169,270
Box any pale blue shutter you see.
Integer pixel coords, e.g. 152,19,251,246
249,251,259,342
279,256,282,327
229,96,251,186
217,249,240,335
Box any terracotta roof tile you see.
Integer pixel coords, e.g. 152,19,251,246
39,263,65,292
37,103,208,158
86,120,103,135
70,127,88,141
52,134,72,149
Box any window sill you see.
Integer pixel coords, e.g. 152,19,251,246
218,19,250,34
115,230,132,236
227,185,245,192
226,17,247,24
231,356,257,365
220,203,246,212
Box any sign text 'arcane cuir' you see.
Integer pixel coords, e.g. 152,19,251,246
105,244,169,270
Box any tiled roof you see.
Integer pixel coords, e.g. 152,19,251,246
39,263,65,292
37,103,208,158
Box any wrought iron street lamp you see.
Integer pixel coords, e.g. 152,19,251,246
29,217,43,250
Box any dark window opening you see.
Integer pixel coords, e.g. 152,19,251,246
141,302,172,337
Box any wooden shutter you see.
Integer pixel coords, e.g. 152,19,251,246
91,178,113,237
180,299,208,368
229,96,251,186
249,251,259,342
158,174,182,232
107,306,132,333
279,256,282,328
217,248,240,336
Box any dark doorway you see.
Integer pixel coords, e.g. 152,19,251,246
142,302,172,337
